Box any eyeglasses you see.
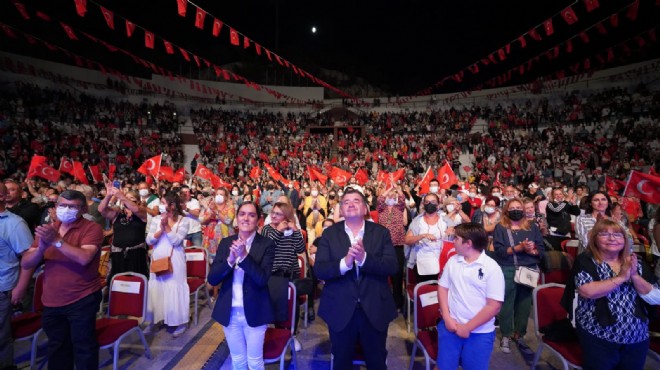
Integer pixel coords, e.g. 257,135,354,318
596,232,625,239
57,203,80,210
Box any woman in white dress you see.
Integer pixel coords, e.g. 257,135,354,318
145,191,191,337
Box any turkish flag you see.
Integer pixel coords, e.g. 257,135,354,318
243,36,250,49
230,28,239,46
518,35,527,48
210,174,231,190
626,0,639,21
264,163,284,182
177,0,187,16
100,6,114,29
74,0,87,17
544,19,554,36
137,154,162,178
377,168,405,187
60,22,78,40
249,166,262,180
108,164,116,180
212,19,223,37
255,43,262,55
584,0,599,12
12,1,30,19
354,168,369,186
179,47,190,61
126,20,136,37
28,156,61,182
605,175,625,196
173,168,186,183
59,157,74,174
72,161,89,184
163,40,174,54
195,7,206,29
194,164,213,180
623,170,660,204
88,165,102,183
157,166,174,182
528,28,541,41
308,166,328,185
417,166,434,194
144,31,155,49
437,162,458,190
330,167,351,187
561,6,578,25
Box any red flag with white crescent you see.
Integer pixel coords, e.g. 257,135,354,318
249,166,262,180
28,155,61,182
108,164,116,180
264,163,284,182
330,167,351,187
137,154,162,178
437,162,458,190
173,168,186,183
210,174,231,190
193,164,213,180
417,166,434,194
354,168,369,186
72,161,89,184
307,166,328,185
157,166,175,182
605,175,625,196
88,165,102,183
59,157,74,174
623,170,660,204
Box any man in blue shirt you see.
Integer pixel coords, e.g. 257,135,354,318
0,182,35,369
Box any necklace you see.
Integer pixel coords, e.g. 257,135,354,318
119,212,132,226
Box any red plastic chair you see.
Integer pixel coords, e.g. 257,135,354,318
531,283,583,370
405,267,417,332
561,239,580,260
264,282,298,370
185,247,211,325
407,281,439,370
96,272,152,370
10,271,45,369
297,255,309,328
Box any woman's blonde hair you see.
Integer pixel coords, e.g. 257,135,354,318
273,202,295,223
499,198,532,230
587,219,631,264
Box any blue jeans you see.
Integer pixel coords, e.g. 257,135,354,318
185,231,203,247
576,326,649,370
42,290,101,370
0,291,13,369
437,321,495,370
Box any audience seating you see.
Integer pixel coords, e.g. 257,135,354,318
185,247,212,326
95,272,152,370
10,270,45,369
297,255,309,328
531,283,583,370
408,280,439,370
264,282,298,370
405,267,417,333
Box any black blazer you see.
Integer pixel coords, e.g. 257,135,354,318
208,233,275,327
314,221,398,332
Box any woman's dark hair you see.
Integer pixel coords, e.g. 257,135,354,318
237,201,262,220
163,191,184,217
484,195,500,207
455,223,488,252
584,191,612,216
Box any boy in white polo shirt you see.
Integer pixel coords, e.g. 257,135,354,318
437,222,505,370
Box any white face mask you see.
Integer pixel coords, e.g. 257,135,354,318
158,204,167,214
446,204,455,213
282,229,294,237
56,206,78,224
385,198,397,206
484,206,496,214
311,190,319,197
469,192,477,198
231,190,239,196
214,195,225,204
139,189,149,198
338,192,344,197
492,192,502,198
429,186,439,194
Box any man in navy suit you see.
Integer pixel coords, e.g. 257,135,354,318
315,188,398,370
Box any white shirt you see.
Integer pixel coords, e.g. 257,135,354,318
185,198,201,234
439,251,505,333
142,195,160,233
339,221,366,275
231,232,256,308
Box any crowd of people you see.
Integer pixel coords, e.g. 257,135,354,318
1,79,660,370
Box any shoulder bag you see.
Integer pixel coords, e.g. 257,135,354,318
508,229,540,288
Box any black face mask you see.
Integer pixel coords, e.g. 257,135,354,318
508,210,524,221
304,191,310,197
329,195,336,200
424,203,438,214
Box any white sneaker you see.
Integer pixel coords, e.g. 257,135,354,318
500,337,511,354
172,324,187,338
293,338,302,352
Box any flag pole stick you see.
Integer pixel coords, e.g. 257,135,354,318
622,170,634,197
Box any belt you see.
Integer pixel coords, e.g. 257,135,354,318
111,242,147,258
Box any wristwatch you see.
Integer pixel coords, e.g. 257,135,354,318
54,240,63,248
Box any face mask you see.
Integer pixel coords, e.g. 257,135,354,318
446,204,455,213
563,187,568,192
338,192,344,197
424,203,438,214
311,190,319,197
484,206,496,214
158,204,167,214
329,194,336,200
526,212,535,218
215,195,225,204
469,192,477,198
429,186,439,194
139,189,149,198
492,192,501,198
385,198,397,206
456,195,463,202
508,210,524,221
56,206,78,224
282,229,294,237
232,190,239,196
288,184,294,189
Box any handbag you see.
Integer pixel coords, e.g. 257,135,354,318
292,277,314,296
150,247,174,276
507,229,540,288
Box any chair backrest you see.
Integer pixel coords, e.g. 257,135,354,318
33,271,45,313
532,283,568,338
406,267,416,287
185,247,208,279
413,281,440,335
297,255,306,279
274,282,297,333
108,272,148,324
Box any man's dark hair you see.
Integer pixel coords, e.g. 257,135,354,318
429,178,439,185
59,190,88,211
455,222,488,252
341,187,368,206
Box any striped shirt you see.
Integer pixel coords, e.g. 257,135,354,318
261,225,306,276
